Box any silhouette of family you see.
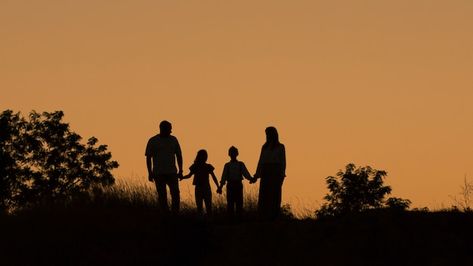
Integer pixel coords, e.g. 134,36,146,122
145,121,286,219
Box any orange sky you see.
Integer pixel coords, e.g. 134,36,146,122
1,0,472,209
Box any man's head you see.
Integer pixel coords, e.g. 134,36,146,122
159,120,172,136
228,146,239,159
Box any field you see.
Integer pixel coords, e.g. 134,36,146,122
1,184,473,266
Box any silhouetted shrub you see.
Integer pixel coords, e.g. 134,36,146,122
385,197,411,211
449,176,473,212
281,203,295,219
316,163,410,217
0,110,118,211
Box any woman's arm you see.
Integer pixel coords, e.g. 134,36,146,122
254,146,264,179
281,144,286,178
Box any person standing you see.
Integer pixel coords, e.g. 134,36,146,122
254,127,286,219
181,149,219,216
145,120,183,214
217,146,254,217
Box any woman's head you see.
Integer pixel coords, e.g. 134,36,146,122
194,149,208,164
265,126,280,146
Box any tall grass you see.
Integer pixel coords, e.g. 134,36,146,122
15,180,297,221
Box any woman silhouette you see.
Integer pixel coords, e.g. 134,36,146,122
254,127,286,219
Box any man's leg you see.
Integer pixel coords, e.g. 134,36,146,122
155,177,169,212
168,174,180,214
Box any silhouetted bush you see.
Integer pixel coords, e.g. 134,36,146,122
316,163,410,217
385,197,411,211
0,110,118,212
449,176,473,212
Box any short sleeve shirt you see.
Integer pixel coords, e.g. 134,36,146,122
145,135,182,175
190,163,214,187
221,161,251,182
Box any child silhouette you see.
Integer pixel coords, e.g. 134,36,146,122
217,146,254,217
181,149,219,215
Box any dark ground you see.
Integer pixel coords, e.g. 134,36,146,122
1,207,473,266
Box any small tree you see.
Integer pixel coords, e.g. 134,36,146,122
316,163,410,217
0,110,119,211
449,175,473,211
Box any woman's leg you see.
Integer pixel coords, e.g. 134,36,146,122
258,176,270,217
270,177,283,218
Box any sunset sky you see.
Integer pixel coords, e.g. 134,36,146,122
2,0,472,209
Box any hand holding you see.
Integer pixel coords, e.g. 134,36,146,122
217,187,223,194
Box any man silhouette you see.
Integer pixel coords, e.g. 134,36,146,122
146,120,183,213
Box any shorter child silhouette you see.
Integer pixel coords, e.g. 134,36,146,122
217,146,254,217
181,149,219,215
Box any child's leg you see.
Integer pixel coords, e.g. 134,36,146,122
195,187,203,214
226,185,235,215
203,188,212,215
235,183,243,216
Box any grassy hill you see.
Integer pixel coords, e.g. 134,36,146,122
1,187,473,266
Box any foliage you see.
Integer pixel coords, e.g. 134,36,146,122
449,175,473,212
385,197,411,211
316,163,410,217
0,110,118,211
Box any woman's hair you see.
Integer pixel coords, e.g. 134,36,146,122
194,149,208,164
263,126,280,149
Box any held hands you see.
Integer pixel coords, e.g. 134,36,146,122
180,174,191,181
216,186,223,195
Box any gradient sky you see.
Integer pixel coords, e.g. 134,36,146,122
1,0,472,209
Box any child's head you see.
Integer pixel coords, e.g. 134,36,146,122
228,146,239,159
194,149,208,164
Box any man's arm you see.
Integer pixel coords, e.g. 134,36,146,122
175,139,183,176
146,155,153,182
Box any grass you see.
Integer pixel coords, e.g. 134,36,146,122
1,182,473,266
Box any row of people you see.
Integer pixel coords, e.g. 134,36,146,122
181,146,253,216
145,121,286,219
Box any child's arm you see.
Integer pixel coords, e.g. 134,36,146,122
210,171,219,188
241,162,253,182
219,164,228,189
180,171,193,180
